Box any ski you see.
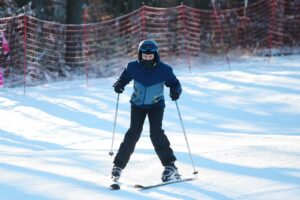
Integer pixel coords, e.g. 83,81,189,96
134,177,196,190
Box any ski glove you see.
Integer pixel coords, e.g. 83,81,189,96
169,87,180,101
113,80,125,94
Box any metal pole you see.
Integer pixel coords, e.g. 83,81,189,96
175,100,198,175
109,94,120,156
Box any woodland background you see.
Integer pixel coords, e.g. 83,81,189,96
1,0,259,23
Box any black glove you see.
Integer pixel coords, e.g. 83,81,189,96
113,81,124,94
169,87,180,101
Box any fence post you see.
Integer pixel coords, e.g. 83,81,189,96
23,15,27,95
180,3,191,72
268,0,276,65
211,0,231,70
140,3,146,40
83,8,88,86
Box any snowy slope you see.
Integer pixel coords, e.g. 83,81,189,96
1,55,300,200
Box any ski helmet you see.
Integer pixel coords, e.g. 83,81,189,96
138,40,159,64
138,40,158,54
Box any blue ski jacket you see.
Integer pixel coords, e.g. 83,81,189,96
117,56,182,109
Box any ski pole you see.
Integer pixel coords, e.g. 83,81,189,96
175,100,198,175
109,93,120,156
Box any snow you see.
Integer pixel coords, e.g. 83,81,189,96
1,55,300,200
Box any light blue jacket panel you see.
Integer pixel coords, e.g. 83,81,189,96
132,80,165,105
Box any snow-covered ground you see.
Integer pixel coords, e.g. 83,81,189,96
1,55,300,200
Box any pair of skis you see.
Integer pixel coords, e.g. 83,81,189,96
110,177,196,190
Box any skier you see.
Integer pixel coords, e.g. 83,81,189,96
0,30,10,87
111,40,182,183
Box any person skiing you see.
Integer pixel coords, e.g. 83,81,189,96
111,40,182,183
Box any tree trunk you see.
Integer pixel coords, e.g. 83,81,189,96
52,0,67,23
66,0,85,24
65,0,85,70
35,0,53,21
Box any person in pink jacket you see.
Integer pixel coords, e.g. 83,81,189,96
0,30,10,87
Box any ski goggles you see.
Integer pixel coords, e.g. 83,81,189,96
140,43,157,53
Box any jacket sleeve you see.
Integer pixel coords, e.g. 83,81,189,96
115,64,132,86
165,68,182,95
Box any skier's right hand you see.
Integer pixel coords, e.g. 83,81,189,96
113,81,124,94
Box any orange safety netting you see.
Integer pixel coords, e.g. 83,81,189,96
0,1,299,87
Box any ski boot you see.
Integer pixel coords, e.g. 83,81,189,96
161,163,181,182
111,165,122,182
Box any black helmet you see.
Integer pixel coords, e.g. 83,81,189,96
138,40,158,54
138,40,159,65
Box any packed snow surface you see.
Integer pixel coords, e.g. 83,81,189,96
1,55,300,200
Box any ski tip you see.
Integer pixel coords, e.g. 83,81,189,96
110,183,120,190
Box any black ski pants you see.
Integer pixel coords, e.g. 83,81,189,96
113,106,176,169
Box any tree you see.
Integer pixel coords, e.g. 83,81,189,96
66,0,85,24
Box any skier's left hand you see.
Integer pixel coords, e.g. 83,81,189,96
170,88,180,101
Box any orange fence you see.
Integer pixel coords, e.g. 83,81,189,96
0,1,299,87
